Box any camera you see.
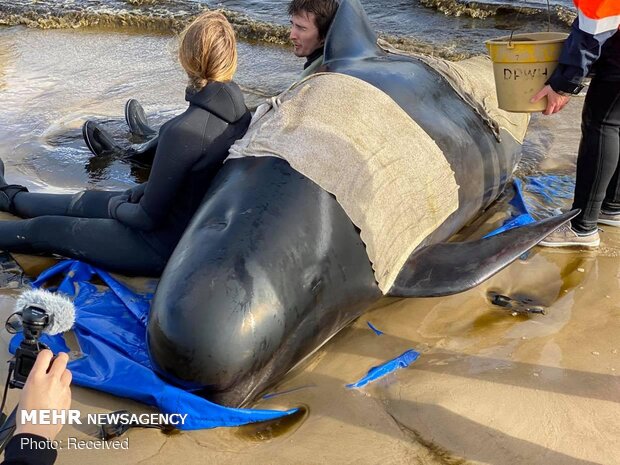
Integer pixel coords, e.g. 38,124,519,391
0,289,75,452
8,305,51,389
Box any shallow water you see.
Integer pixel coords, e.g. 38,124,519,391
0,26,298,190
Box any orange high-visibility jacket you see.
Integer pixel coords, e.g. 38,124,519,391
547,0,620,93
574,0,620,34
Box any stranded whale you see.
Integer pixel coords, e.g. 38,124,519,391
146,0,574,406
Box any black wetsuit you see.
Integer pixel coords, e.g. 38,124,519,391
303,47,323,71
1,434,56,465
0,81,251,275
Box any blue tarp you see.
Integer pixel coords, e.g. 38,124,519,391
9,260,295,430
522,174,574,207
484,178,536,238
346,350,420,389
366,321,384,336
484,174,575,238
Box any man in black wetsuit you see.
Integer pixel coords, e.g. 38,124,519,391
83,0,340,160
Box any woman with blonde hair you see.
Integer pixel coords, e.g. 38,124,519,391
0,11,251,275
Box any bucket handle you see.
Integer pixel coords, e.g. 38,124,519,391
509,0,552,47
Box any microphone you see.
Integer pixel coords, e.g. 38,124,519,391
14,288,76,335
0,290,75,449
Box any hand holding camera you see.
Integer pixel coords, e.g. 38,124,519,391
0,289,76,453
6,289,76,389
15,350,72,441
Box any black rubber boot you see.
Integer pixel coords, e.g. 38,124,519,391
0,158,29,214
126,135,159,165
82,120,125,157
125,99,157,137
82,120,157,164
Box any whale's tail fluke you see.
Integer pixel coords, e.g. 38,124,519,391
387,210,580,298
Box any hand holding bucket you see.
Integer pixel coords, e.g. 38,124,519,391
486,32,568,113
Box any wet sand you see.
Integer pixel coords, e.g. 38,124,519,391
1,212,618,465
0,27,619,465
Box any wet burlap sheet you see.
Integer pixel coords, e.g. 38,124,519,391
378,39,530,144
228,73,459,293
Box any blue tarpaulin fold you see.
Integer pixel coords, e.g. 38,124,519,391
366,321,384,336
484,178,536,238
9,260,295,430
347,349,420,389
483,175,575,238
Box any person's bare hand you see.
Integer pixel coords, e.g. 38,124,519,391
530,85,571,115
15,350,72,440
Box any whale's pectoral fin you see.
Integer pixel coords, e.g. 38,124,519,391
387,210,580,298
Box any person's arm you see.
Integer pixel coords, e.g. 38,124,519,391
531,7,619,115
2,351,72,465
125,183,147,203
2,434,57,465
109,123,203,231
548,19,616,92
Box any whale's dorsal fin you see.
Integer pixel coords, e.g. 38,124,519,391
323,0,384,63
387,210,579,298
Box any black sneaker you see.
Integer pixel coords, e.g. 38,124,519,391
124,99,157,137
82,120,124,157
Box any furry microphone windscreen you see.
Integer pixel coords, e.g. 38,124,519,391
15,289,76,335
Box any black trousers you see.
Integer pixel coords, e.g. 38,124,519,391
0,190,167,275
572,78,620,233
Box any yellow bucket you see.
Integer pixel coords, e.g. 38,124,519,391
486,32,568,113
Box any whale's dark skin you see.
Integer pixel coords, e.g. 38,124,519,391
147,0,575,406
148,157,381,404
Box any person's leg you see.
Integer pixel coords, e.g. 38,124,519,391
128,136,158,164
602,165,620,212
1,157,123,218
0,216,166,276
0,158,29,213
6,189,122,219
600,133,620,221
125,99,158,137
539,79,620,248
599,162,620,226
83,120,158,163
571,79,620,232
